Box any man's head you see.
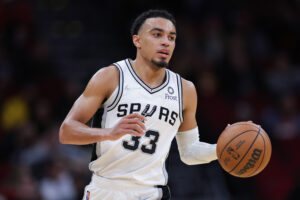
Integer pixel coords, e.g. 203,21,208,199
131,10,177,68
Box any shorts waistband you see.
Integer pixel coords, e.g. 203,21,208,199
91,174,152,190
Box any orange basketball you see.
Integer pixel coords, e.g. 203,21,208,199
216,121,272,178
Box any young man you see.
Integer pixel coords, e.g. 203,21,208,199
59,9,217,200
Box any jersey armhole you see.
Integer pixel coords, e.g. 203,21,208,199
176,74,184,122
105,63,124,111
90,108,104,161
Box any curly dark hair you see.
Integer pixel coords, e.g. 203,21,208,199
130,9,176,36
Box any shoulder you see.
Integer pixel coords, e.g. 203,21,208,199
93,65,119,80
84,65,119,98
180,77,197,110
181,77,197,95
168,70,196,93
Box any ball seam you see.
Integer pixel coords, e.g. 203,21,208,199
228,128,260,174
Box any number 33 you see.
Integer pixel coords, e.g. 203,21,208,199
123,130,160,154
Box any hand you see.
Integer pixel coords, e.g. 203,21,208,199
226,120,257,128
106,113,147,140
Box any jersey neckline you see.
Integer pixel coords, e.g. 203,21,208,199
125,58,170,94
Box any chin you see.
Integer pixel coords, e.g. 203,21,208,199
151,59,169,68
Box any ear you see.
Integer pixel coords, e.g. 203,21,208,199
132,35,141,49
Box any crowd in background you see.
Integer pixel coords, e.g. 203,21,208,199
0,0,299,199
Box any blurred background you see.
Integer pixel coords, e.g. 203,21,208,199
0,0,299,199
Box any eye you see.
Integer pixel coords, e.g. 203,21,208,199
168,35,175,41
153,32,161,37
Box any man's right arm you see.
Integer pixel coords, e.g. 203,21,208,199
59,66,146,145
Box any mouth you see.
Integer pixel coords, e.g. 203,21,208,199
157,50,169,58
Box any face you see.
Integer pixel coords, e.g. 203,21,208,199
133,17,176,68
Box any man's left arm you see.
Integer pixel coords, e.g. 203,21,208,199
176,78,217,165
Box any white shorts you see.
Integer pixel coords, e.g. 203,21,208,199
82,174,170,200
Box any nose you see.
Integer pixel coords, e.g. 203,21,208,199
161,36,170,47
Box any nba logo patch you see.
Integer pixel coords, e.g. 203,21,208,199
86,190,90,200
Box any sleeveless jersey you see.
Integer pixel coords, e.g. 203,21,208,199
89,58,183,186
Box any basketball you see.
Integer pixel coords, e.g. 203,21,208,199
216,121,272,178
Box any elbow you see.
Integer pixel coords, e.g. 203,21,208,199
180,157,194,165
198,158,214,164
179,153,197,165
180,157,212,165
59,122,69,144
179,153,215,165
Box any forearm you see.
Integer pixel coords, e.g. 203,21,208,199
178,141,217,165
59,119,111,145
176,127,217,165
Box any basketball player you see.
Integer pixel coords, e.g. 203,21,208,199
59,10,217,200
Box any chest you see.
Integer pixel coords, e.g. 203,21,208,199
117,83,180,127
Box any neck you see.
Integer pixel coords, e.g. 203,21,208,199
130,55,166,88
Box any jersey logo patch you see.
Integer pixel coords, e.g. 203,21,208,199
168,86,174,94
165,87,177,100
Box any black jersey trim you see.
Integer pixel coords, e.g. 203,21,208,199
90,108,104,162
156,185,171,200
125,59,170,94
176,74,183,122
162,152,169,185
107,62,124,111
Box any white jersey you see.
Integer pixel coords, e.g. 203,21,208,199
89,58,183,186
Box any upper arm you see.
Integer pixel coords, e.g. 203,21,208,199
64,65,119,124
178,78,198,132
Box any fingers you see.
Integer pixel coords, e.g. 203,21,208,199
225,121,260,130
113,113,149,138
247,120,261,128
122,123,145,135
124,129,144,137
123,113,147,131
120,114,147,136
122,118,146,131
247,120,261,127
124,113,147,122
